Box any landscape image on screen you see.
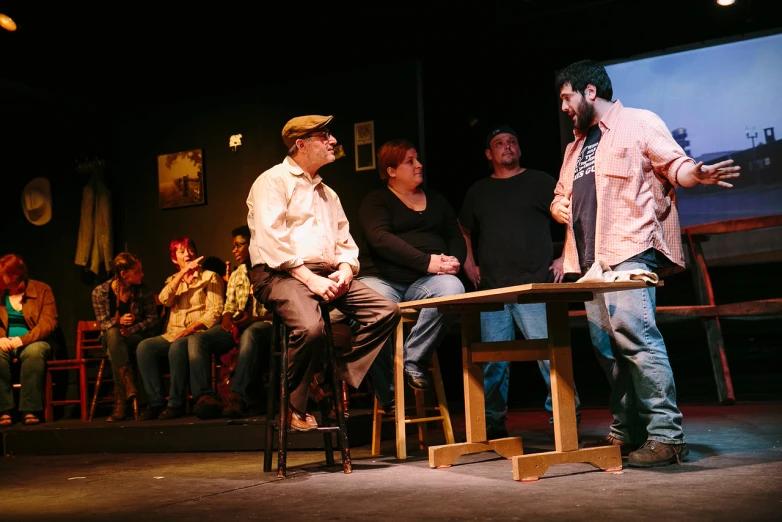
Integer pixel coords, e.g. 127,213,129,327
601,31,782,227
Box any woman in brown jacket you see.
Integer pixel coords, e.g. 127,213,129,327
0,254,58,426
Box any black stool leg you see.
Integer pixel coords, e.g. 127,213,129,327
277,320,290,478
263,314,280,473
322,307,352,474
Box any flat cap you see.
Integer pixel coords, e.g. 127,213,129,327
282,115,333,148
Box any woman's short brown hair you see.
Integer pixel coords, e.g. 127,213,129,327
377,139,416,183
0,253,28,288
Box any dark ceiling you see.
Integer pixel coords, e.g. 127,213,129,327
1,0,781,108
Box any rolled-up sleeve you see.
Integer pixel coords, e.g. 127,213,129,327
643,112,695,188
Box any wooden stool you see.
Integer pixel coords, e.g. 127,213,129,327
263,306,352,478
372,308,454,460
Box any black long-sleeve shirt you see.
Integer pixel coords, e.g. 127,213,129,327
358,187,466,284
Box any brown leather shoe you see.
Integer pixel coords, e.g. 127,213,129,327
157,406,183,420
137,405,163,421
222,392,247,419
585,434,643,456
628,440,689,467
287,408,318,431
193,395,223,420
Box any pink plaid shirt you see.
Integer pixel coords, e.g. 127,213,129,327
552,100,692,276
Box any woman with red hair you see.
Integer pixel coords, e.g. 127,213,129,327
0,254,58,425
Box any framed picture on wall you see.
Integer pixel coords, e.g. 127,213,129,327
354,120,376,171
157,148,206,210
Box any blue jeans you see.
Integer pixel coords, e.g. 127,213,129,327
360,274,464,407
0,341,51,413
187,321,271,401
481,303,581,431
585,255,685,444
136,335,189,409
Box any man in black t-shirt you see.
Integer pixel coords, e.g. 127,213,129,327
458,125,580,439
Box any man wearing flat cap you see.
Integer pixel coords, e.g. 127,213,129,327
246,115,400,431
457,125,579,439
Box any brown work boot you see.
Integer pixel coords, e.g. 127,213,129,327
584,434,643,456
118,365,138,400
628,440,689,467
106,379,126,422
222,392,248,419
193,395,223,420
287,407,318,431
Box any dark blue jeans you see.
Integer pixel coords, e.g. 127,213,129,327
0,341,51,413
136,335,189,409
187,321,271,401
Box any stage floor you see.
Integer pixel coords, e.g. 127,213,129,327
1,402,780,521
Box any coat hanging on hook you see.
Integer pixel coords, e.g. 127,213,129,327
74,159,113,275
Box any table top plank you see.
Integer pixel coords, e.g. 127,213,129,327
399,281,660,309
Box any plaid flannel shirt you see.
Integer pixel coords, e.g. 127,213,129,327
223,264,267,318
552,100,689,277
91,279,159,336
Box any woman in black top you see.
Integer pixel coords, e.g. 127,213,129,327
358,139,465,410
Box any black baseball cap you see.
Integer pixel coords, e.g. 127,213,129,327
485,125,518,149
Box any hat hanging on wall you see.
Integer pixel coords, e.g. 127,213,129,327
21,177,52,226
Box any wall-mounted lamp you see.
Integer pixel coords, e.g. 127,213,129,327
0,13,17,31
229,134,243,152
716,0,736,6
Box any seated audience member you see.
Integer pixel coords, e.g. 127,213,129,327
91,252,159,422
136,237,224,420
357,139,465,411
187,225,272,419
0,254,57,426
246,114,400,431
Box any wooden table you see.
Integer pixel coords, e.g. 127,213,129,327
399,281,659,481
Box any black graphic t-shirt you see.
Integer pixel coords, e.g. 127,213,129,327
572,124,602,269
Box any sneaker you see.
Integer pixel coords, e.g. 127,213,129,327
627,440,689,468
222,393,248,419
585,434,643,456
193,395,223,420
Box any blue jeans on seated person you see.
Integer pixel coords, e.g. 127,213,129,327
585,249,685,444
481,303,581,432
136,335,189,409
187,321,272,402
0,341,51,413
360,274,464,408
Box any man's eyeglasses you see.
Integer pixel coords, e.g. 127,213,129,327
307,129,331,141
233,241,249,249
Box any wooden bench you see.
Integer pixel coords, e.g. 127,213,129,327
566,214,782,405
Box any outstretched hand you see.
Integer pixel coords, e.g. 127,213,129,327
692,159,741,188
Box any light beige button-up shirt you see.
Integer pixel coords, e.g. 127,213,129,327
158,268,224,342
552,100,690,277
246,155,360,274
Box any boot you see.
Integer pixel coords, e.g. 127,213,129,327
106,378,126,422
118,365,138,400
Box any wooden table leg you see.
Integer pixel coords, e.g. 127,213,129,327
510,301,621,481
429,310,523,468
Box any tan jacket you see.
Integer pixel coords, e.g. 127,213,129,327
0,279,59,346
